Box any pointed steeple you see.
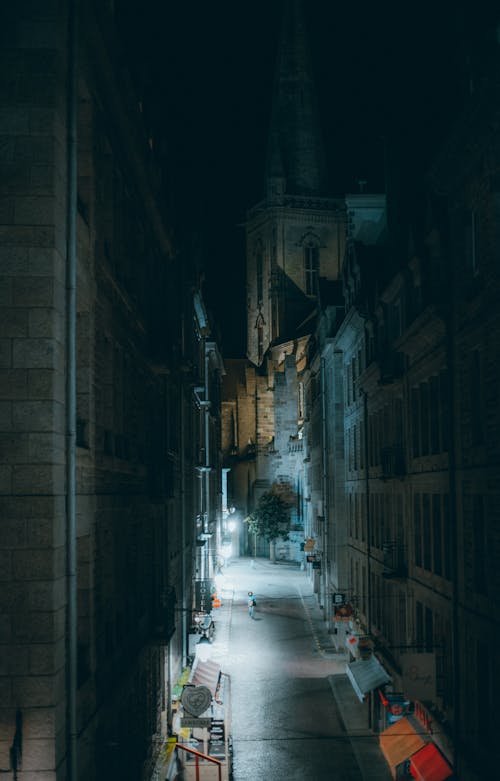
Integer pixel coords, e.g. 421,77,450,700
265,0,328,198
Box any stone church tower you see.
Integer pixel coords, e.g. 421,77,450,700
246,0,346,367
223,0,346,556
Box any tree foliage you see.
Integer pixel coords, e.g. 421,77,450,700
244,484,292,542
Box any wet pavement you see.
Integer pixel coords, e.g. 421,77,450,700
209,557,392,781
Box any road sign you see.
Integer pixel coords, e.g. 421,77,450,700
181,717,212,728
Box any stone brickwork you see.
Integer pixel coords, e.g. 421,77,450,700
0,4,201,780
246,206,345,366
0,3,69,777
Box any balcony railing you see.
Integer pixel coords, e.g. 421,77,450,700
288,439,303,454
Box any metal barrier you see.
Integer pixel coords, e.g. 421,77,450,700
176,742,222,781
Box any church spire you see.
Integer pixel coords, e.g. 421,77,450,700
265,0,328,198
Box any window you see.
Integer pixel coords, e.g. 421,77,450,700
424,606,433,652
422,494,431,570
464,208,480,277
76,418,89,448
470,350,483,445
369,494,374,545
411,388,420,457
353,424,357,470
414,493,422,567
429,376,439,454
473,495,486,594
256,242,264,304
420,382,429,455
439,369,449,452
432,494,442,576
416,601,424,650
297,382,304,421
443,494,451,580
415,603,433,653
361,492,366,542
257,324,264,363
304,241,319,295
399,593,407,646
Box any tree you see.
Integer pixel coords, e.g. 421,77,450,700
244,483,293,561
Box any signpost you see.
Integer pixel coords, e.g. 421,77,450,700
180,717,212,728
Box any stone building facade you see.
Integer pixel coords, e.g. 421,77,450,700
0,4,224,780
225,5,500,773
425,64,500,779
303,72,500,781
223,1,344,559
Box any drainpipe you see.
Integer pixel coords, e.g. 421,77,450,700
180,324,187,666
362,390,372,631
362,388,373,730
445,264,460,777
320,357,330,625
204,342,211,579
65,2,78,779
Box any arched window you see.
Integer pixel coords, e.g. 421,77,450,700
255,313,265,364
303,236,320,295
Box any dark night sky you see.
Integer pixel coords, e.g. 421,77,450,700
119,1,496,357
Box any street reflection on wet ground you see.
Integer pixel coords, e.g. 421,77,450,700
210,557,363,781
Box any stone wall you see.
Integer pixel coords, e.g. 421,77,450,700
0,3,70,777
0,4,186,779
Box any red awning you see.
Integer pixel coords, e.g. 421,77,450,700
379,717,426,779
410,742,453,781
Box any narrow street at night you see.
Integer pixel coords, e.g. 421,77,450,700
1,2,498,779
208,558,391,781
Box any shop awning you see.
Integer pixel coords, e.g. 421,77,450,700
379,717,426,780
410,742,453,781
190,660,221,696
345,656,391,702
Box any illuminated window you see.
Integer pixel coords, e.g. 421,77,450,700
304,240,319,295
258,324,264,363
297,382,304,420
